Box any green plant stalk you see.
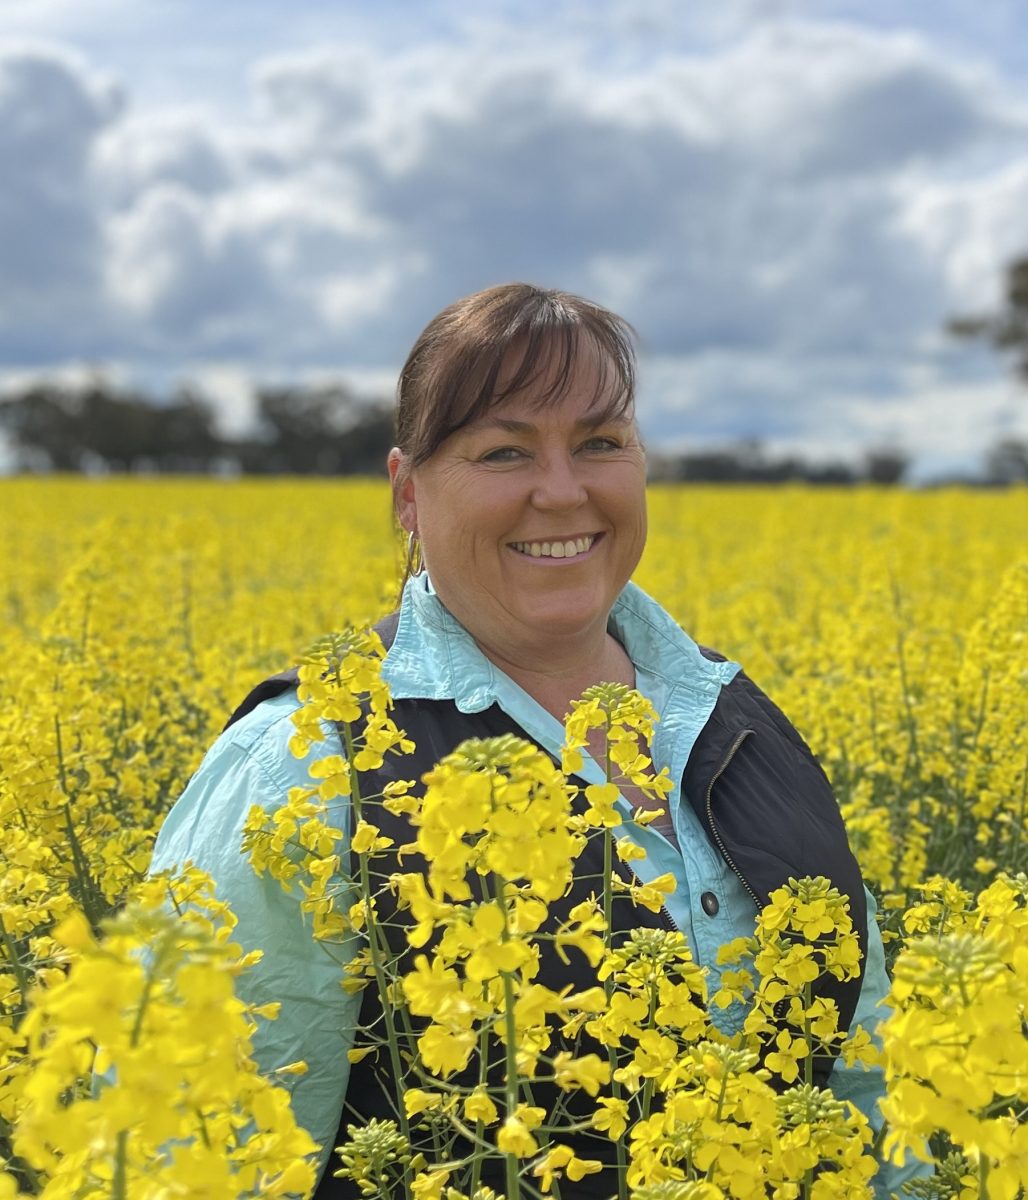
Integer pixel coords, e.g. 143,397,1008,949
470,1008,490,1198
704,1070,731,1184
340,720,415,1192
1010,753,1028,873
598,716,628,1200
802,978,815,1200
53,714,103,931
803,979,813,1089
114,936,175,1200
0,1113,42,1194
640,980,658,1122
130,932,174,1048
112,1129,128,1200
497,878,522,1200
0,912,31,1022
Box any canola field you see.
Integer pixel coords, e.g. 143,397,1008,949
0,478,1026,1198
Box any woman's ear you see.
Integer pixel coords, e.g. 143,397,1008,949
387,448,418,533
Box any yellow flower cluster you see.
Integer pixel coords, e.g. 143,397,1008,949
714,878,872,1087
241,627,413,941
0,477,1024,1197
638,488,1028,911
0,480,396,1190
279,654,883,1200
3,867,317,1198
879,872,1028,1197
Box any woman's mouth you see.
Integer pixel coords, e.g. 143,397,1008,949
508,533,600,560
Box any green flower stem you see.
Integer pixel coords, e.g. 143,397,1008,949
53,714,103,931
497,875,522,1200
340,720,414,1193
869,1117,889,1159
803,980,813,1089
0,1113,42,1194
0,913,30,1024
130,932,174,1048
598,717,628,1200
115,937,175,1200
704,1071,731,1184
112,1129,128,1200
470,984,491,1198
640,981,659,1122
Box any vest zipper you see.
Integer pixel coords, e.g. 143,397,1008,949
704,728,762,910
613,846,677,931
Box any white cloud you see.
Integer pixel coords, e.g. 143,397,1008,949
638,347,1027,480
894,159,1028,310
1,14,1027,473
94,109,236,208
182,363,256,438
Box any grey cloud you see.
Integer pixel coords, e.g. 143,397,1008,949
95,114,235,208
106,185,292,350
252,48,373,153
0,46,120,354
2,18,1026,434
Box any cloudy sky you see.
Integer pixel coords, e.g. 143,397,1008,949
2,0,1027,478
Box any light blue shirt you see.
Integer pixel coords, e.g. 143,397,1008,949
150,574,928,1195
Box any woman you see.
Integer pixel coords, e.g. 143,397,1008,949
151,283,925,1197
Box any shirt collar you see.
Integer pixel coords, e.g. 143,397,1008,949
381,572,735,711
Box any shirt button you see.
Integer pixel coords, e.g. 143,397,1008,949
700,891,720,916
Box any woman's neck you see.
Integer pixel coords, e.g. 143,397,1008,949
474,630,636,724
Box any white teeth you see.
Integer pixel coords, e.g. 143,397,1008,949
512,535,596,559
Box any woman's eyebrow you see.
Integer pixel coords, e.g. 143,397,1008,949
474,412,626,435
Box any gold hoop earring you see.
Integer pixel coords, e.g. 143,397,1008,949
405,531,424,578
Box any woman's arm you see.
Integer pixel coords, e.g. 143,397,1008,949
149,696,362,1185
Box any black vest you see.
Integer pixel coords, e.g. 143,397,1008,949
225,614,868,1198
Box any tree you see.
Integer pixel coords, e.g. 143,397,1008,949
948,255,1028,382
0,381,222,472
863,448,908,485
233,383,392,475
984,437,1028,485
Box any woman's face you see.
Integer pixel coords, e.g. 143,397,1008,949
389,342,648,661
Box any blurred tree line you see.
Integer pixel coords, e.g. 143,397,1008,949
0,253,1025,482
0,378,916,482
1,376,1024,483
0,382,395,476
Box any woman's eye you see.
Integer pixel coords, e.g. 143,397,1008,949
480,446,525,463
580,437,621,452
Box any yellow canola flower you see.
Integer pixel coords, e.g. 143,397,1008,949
464,1089,499,1125
532,1144,603,1193
2,479,1025,1196
495,1105,546,1158
879,873,1028,1186
404,1088,444,1118
552,1050,611,1095
11,869,318,1197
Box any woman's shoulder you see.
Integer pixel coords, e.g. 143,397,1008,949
193,688,344,803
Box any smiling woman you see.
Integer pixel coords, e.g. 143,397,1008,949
388,293,648,713
149,283,931,1198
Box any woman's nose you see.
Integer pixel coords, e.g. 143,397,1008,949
530,455,588,510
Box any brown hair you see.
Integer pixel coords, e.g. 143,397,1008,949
395,282,637,466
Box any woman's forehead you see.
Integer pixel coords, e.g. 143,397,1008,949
463,388,634,434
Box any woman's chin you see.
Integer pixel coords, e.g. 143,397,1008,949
508,592,612,642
